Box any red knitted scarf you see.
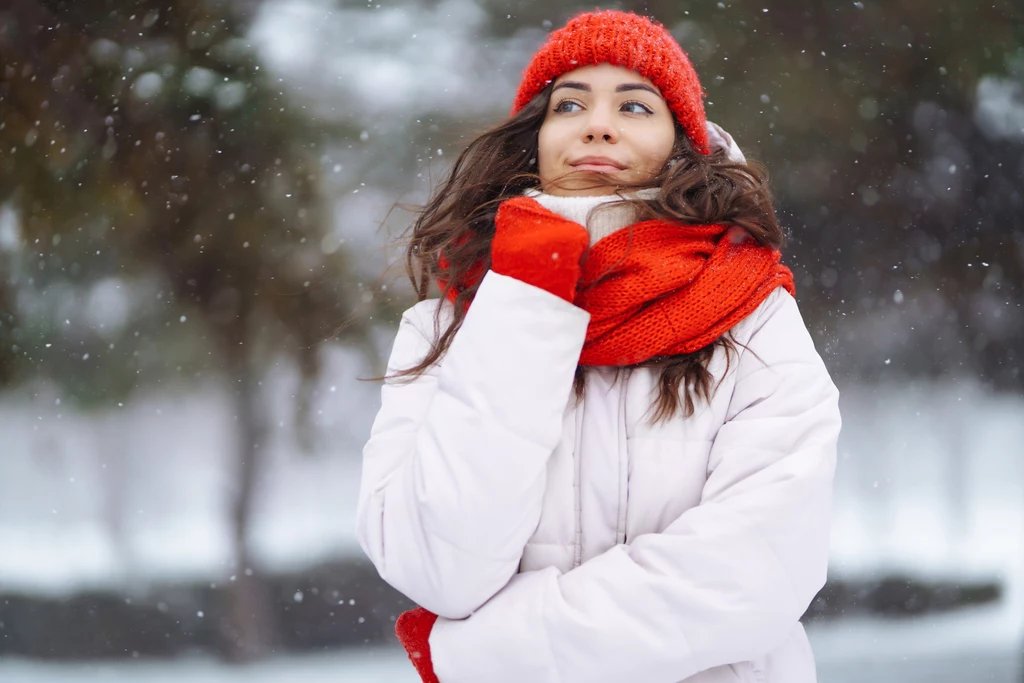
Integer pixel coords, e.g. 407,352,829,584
441,210,795,367
575,220,794,365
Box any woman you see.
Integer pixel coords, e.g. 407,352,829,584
356,9,840,683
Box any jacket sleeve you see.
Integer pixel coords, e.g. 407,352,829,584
355,270,590,619
428,288,841,682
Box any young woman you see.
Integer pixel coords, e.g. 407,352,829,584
356,10,840,683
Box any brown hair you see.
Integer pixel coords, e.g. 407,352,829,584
394,84,784,422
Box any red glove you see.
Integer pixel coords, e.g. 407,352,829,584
396,607,440,683
491,196,590,302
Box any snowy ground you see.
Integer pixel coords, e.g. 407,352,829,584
2,371,1023,679
2,374,1021,596
1,616,1021,683
0,650,416,683
2,592,1023,682
828,380,1024,586
0,347,378,595
810,584,1024,682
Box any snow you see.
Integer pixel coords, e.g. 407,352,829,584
0,345,378,595
1,618,1021,683
0,649,418,683
828,380,1024,584
810,603,1022,670
1,371,1023,679
3,373,1020,595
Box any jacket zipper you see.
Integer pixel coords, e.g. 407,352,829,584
615,373,629,547
572,395,584,569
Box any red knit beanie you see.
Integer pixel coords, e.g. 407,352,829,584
511,10,710,155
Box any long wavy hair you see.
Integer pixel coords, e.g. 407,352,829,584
392,83,785,423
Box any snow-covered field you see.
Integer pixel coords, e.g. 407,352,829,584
0,348,378,595
1,617,1021,683
3,373,1020,595
1,371,1023,680
0,649,415,683
811,608,1023,682
828,381,1024,586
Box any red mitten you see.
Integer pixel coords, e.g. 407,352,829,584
396,607,440,683
491,196,590,302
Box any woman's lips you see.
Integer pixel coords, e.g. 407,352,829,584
570,156,626,173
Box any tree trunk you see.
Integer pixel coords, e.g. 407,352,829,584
0,279,16,386
217,343,279,662
96,412,133,587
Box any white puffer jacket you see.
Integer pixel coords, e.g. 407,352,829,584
357,200,840,683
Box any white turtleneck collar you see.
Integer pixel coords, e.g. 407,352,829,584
524,188,660,246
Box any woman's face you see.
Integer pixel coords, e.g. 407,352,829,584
537,63,676,196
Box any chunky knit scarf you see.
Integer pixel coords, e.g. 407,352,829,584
441,199,794,367
576,218,794,366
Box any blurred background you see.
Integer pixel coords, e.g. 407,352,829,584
0,0,1022,681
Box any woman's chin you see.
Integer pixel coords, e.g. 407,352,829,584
546,187,620,197
541,170,623,197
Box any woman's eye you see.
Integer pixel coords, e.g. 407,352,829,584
553,99,583,114
622,100,654,115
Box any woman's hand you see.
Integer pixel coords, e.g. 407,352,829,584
491,196,590,302
396,607,440,683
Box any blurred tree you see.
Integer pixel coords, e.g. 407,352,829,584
0,275,14,385
717,0,1024,387
0,0,375,661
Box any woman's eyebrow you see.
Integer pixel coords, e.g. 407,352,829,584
617,83,661,96
552,81,591,92
552,81,661,97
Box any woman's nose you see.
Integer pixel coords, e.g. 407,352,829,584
581,108,619,143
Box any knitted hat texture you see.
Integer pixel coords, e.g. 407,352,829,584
512,10,710,155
